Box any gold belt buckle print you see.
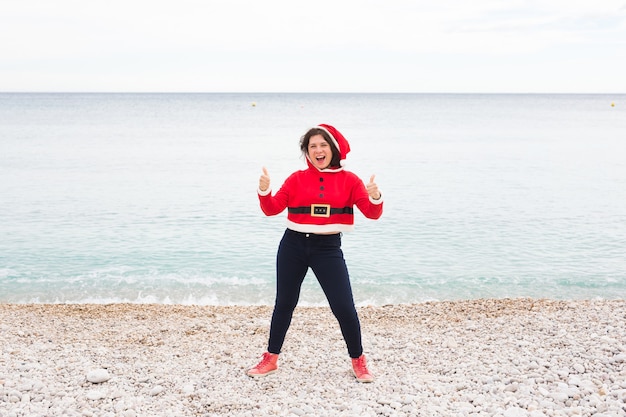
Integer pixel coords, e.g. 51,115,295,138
310,204,331,218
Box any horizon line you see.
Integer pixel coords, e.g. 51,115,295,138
1,91,625,95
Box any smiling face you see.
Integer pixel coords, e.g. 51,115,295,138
307,134,333,170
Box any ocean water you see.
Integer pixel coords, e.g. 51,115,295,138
1,93,625,305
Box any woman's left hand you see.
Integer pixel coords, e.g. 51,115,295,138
367,175,381,200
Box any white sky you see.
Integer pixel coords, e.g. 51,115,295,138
2,0,625,93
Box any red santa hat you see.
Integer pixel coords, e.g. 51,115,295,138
316,124,351,167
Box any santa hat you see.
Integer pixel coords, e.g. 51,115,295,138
316,124,351,168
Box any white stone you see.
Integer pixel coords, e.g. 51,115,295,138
2,300,626,417
503,406,528,417
86,369,110,384
550,392,569,403
86,390,105,401
504,383,519,392
445,338,459,349
109,390,124,399
568,376,582,386
472,394,486,406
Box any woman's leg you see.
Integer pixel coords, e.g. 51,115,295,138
267,230,309,354
310,235,363,359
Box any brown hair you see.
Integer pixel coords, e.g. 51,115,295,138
299,127,341,168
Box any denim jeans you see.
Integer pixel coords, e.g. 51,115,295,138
268,228,363,358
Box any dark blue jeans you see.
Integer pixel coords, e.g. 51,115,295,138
268,228,363,358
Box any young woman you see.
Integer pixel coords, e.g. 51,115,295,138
247,124,383,383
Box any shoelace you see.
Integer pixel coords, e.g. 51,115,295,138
255,353,274,370
353,357,369,374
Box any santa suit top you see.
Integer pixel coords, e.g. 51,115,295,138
258,124,383,233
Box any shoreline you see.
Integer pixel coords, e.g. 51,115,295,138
1,298,625,416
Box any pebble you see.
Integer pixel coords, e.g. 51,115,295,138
0,300,624,417
503,407,528,417
86,390,105,401
86,369,110,384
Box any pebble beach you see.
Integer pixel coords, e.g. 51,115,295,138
1,299,625,417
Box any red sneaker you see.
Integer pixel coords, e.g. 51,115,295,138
352,354,374,383
247,352,279,378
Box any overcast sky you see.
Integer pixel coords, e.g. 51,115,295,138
2,0,625,93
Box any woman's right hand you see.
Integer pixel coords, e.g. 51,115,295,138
259,167,270,192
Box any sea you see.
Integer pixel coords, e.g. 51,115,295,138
1,93,625,306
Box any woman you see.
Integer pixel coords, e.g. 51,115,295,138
248,124,383,383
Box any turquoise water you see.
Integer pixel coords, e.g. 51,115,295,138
1,93,625,305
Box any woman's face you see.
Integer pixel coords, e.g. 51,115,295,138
307,134,333,170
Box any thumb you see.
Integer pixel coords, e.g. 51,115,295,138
369,174,376,184
262,167,269,176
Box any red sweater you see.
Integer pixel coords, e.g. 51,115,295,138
258,166,383,233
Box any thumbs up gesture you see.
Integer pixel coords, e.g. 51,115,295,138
259,167,271,192
367,174,381,200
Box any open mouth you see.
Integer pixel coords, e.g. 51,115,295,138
316,156,326,163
